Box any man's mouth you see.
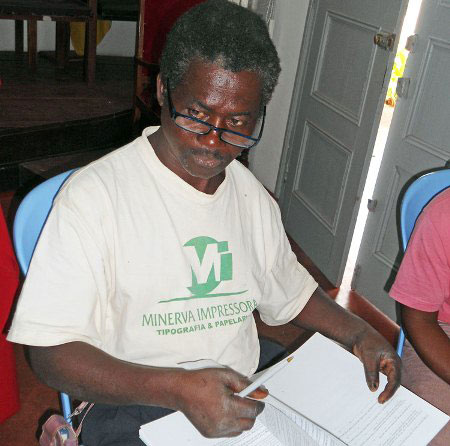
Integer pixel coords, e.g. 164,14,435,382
190,149,225,169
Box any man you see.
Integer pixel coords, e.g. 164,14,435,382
7,1,401,444
390,186,450,445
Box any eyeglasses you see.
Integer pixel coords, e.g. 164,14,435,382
166,79,265,149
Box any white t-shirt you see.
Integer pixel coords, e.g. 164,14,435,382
8,127,317,376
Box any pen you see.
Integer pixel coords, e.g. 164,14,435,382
237,356,294,398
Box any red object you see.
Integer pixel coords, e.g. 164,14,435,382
142,0,207,64
0,208,20,423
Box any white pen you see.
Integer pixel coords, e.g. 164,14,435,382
237,355,294,398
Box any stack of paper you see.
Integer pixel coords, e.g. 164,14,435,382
139,333,449,445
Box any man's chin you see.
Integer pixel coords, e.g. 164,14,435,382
187,167,224,181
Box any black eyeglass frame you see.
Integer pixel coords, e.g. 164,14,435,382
165,79,266,149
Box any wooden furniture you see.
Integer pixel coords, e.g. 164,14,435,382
0,0,97,84
97,0,139,21
52,1,140,73
19,149,111,187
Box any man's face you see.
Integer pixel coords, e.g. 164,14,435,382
153,59,263,190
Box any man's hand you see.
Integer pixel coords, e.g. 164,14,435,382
351,329,401,403
177,368,267,438
292,286,401,403
28,342,266,438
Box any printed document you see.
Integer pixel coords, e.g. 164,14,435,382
139,333,449,445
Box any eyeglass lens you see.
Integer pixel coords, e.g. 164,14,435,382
174,115,262,148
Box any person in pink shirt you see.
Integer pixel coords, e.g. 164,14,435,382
390,186,450,445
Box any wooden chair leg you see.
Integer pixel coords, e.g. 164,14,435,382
63,23,71,66
15,20,24,56
55,21,70,69
84,18,97,85
27,19,38,70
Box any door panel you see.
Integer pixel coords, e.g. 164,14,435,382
354,0,450,319
279,0,405,285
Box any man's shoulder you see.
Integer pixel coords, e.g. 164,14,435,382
229,161,274,199
54,135,147,208
228,161,280,221
86,134,145,173
65,135,146,184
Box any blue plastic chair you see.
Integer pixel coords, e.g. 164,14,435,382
396,168,450,356
13,169,76,422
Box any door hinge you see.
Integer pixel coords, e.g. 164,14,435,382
367,198,378,212
396,77,410,98
374,31,396,51
405,34,418,53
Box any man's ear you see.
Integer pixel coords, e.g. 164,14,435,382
156,74,165,107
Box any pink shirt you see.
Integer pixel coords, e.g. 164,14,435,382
390,187,450,323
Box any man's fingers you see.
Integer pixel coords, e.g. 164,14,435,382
229,373,268,399
353,330,402,404
214,398,263,437
377,357,402,403
226,370,253,394
233,395,265,419
222,417,259,438
233,401,265,434
248,386,269,400
362,354,380,392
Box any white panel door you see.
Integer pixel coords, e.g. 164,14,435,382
354,0,450,320
279,0,406,285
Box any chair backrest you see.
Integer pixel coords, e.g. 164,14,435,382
13,170,75,274
13,169,75,421
396,168,450,356
400,169,450,251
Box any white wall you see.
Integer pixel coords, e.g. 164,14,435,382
0,20,135,56
249,0,310,194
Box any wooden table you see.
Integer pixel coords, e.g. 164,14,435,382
0,0,97,83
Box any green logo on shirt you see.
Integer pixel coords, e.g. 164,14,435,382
158,236,247,303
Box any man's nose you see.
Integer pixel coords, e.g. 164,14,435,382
199,119,225,147
200,128,223,147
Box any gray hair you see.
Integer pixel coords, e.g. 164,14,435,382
159,0,281,106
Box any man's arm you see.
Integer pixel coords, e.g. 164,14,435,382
27,342,266,438
401,305,450,384
291,287,401,403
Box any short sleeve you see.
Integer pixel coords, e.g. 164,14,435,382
7,185,112,348
390,209,449,313
257,199,317,326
